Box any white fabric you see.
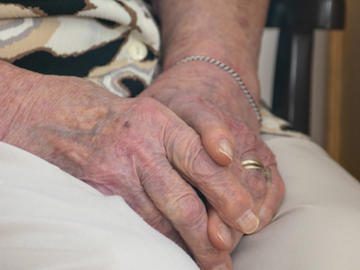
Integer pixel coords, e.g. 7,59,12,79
0,137,360,269
0,142,198,270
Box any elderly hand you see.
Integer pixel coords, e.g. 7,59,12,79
141,62,286,251
1,62,267,270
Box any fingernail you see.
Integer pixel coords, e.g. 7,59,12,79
219,140,233,161
236,210,259,234
217,223,232,248
211,263,228,270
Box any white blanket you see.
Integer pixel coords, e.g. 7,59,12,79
1,137,360,270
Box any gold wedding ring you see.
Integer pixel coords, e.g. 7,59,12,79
242,160,265,170
241,159,272,184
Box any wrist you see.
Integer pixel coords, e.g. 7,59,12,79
157,0,268,74
149,59,261,124
162,39,258,74
178,57,262,122
146,61,261,131
162,53,260,103
0,62,41,141
156,0,269,101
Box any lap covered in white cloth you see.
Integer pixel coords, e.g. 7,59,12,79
0,137,360,270
0,142,198,270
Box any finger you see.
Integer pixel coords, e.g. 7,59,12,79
230,230,243,253
257,166,286,231
122,187,187,249
206,147,269,250
208,206,245,252
87,177,187,248
168,96,234,166
137,156,232,270
247,142,285,231
235,147,270,204
165,124,260,234
208,206,233,250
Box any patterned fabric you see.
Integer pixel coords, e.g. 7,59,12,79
0,0,304,138
260,108,308,139
0,0,160,97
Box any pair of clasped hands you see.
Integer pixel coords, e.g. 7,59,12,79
2,61,285,270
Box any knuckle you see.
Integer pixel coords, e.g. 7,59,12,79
169,121,228,183
122,189,155,216
189,146,227,182
229,188,253,211
211,184,253,218
182,134,223,178
133,97,168,120
233,122,258,154
139,157,169,188
233,121,253,137
259,143,277,167
245,172,268,199
145,213,173,235
135,96,161,108
170,193,206,228
143,211,162,227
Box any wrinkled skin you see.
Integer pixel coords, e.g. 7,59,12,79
1,62,285,270
141,62,286,252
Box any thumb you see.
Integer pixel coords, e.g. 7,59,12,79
169,97,235,166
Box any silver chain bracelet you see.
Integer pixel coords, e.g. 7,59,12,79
176,56,262,123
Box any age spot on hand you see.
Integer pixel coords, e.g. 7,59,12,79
124,121,130,128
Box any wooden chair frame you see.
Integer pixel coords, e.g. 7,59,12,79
267,0,345,133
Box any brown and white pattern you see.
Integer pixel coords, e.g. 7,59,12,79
0,0,159,98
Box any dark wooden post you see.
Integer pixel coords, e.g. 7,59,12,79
266,0,345,133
